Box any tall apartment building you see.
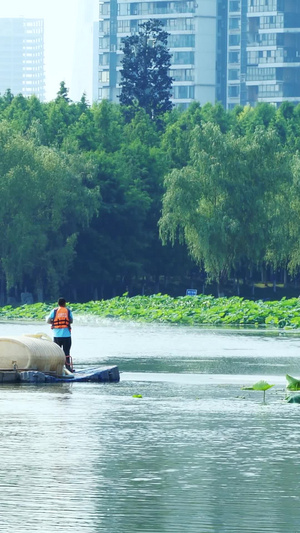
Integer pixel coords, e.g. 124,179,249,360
96,0,300,109
97,0,217,107
0,18,45,101
227,0,300,109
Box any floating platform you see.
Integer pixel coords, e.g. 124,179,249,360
0,366,120,384
0,333,120,384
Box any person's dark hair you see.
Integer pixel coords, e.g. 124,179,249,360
58,297,66,307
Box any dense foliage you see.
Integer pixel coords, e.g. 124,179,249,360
119,20,173,117
1,295,300,329
1,87,300,303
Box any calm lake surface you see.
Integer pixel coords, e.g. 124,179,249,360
1,319,300,532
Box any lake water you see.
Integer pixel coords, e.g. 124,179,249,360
1,319,300,532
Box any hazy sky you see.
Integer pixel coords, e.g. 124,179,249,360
0,0,98,102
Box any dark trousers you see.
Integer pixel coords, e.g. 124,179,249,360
54,336,71,355
54,337,72,368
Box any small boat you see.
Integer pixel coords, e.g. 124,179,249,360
0,334,120,384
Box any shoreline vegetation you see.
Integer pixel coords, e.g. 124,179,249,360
3,94,300,303
0,294,300,329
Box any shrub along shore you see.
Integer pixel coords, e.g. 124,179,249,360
0,295,300,329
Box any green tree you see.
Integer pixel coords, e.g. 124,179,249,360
286,152,300,275
161,103,202,169
119,19,173,118
56,81,71,102
0,122,99,301
70,147,153,299
2,94,46,137
233,103,276,138
0,89,14,112
159,123,286,292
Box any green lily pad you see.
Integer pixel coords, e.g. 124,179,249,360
286,394,300,404
241,380,274,391
286,374,300,391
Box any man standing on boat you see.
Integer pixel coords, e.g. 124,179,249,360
47,298,74,372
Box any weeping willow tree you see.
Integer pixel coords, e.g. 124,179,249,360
159,122,292,292
0,121,99,300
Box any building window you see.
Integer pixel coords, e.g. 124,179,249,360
165,18,195,31
168,34,195,48
102,88,110,98
118,4,130,15
248,0,277,12
99,37,109,49
118,1,195,16
247,67,276,81
99,53,109,66
171,69,194,81
172,51,195,64
229,1,240,11
102,3,110,15
228,69,239,80
229,34,240,46
228,51,239,63
99,71,110,83
130,3,138,15
228,85,239,97
247,51,258,65
99,20,110,34
118,20,130,33
172,85,194,99
229,17,240,30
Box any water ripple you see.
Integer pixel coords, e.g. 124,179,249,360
0,322,300,531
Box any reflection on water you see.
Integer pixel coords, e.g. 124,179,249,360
0,320,300,532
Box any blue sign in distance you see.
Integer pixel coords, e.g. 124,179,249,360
186,289,197,296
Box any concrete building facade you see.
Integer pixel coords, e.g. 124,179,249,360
95,0,300,109
246,0,300,107
227,0,300,108
0,18,45,101
96,0,217,107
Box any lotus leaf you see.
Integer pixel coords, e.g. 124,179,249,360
286,374,300,391
2,295,300,328
286,394,300,404
241,380,274,391
241,380,274,403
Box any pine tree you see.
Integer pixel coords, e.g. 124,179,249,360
119,20,173,117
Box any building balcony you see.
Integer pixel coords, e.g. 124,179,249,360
247,68,278,82
257,96,300,103
258,57,300,65
247,12,279,18
258,84,300,98
247,0,284,16
247,33,277,47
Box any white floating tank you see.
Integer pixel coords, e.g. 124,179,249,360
0,334,65,376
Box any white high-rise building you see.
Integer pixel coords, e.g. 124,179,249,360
96,0,300,110
0,18,45,101
96,0,217,107
227,0,300,109
246,0,300,107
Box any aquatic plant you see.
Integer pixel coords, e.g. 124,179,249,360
241,380,274,404
0,294,300,329
286,374,300,391
280,375,300,403
286,394,300,404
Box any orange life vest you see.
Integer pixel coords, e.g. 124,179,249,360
52,306,71,330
